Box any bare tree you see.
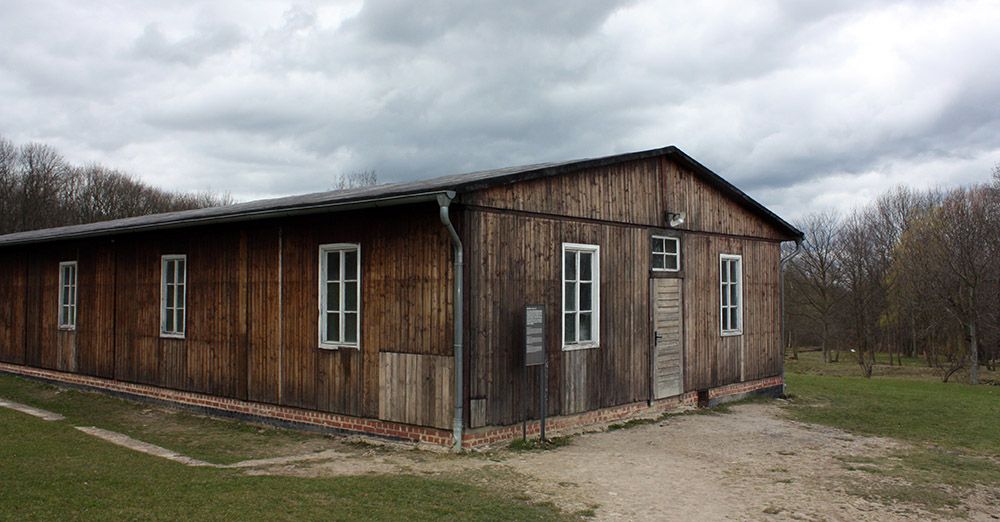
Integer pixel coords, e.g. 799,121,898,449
0,135,232,233
332,169,378,190
787,212,844,363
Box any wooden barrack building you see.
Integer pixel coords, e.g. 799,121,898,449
0,146,803,448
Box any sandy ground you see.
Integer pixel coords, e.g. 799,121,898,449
199,403,1000,520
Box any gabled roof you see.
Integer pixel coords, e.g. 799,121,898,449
0,146,803,247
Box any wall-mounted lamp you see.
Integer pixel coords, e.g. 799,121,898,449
665,211,686,228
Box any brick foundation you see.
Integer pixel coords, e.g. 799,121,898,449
0,362,783,450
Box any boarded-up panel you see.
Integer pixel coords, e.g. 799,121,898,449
652,278,683,399
378,352,454,429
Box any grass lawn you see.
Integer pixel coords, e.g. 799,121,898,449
0,374,334,465
0,408,565,521
784,351,1000,514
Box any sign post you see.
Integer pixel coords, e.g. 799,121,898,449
524,305,547,442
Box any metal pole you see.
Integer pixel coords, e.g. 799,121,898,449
540,359,548,442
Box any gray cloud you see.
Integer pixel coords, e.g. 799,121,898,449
0,0,998,221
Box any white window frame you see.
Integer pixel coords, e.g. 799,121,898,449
318,243,361,350
160,255,187,339
58,261,77,330
651,235,681,272
561,242,600,351
720,254,743,336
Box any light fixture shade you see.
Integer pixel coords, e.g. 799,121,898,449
665,211,686,228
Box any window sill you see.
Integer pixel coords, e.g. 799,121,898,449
160,333,186,340
721,330,743,337
318,344,360,351
562,342,599,351
58,326,76,332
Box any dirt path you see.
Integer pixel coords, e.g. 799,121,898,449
88,401,991,520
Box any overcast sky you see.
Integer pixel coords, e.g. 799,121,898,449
2,0,998,221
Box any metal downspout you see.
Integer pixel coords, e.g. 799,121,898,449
437,192,464,450
779,239,803,394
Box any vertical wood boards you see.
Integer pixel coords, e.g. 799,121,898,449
464,209,649,425
681,235,781,391
378,352,454,429
463,156,790,241
0,251,27,364
0,203,457,430
652,278,683,399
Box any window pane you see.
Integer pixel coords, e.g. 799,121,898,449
564,313,576,343
730,308,739,330
177,260,185,282
579,283,592,311
564,282,576,312
166,284,175,307
326,312,340,342
730,282,738,304
665,238,678,255
579,252,592,281
327,252,340,281
327,282,340,311
665,255,678,271
165,261,175,284
176,284,185,309
652,253,665,270
729,261,737,282
166,309,174,332
721,284,729,307
564,252,576,280
345,282,358,312
177,310,185,333
344,312,358,343
651,237,664,254
70,266,76,285
344,250,358,280
62,285,70,306
579,312,592,341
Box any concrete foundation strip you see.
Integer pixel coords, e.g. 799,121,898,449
75,427,215,467
0,399,65,421
2,397,362,469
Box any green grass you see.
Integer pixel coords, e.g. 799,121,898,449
784,372,1000,453
784,358,1000,514
786,349,999,382
0,407,566,521
508,436,573,451
0,374,331,464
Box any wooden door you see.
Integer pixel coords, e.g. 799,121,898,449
651,278,684,399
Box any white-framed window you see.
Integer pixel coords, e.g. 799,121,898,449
160,255,187,338
651,235,681,271
58,261,77,329
720,254,743,336
562,243,600,350
319,244,361,349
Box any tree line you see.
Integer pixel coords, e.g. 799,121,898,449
784,167,1000,383
0,136,233,234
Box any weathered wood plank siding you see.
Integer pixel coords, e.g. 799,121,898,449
0,251,27,365
462,155,787,427
463,209,649,425
0,203,456,429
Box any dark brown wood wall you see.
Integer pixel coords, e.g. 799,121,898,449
462,155,787,427
463,209,649,426
463,156,788,241
0,204,457,429
681,235,782,391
